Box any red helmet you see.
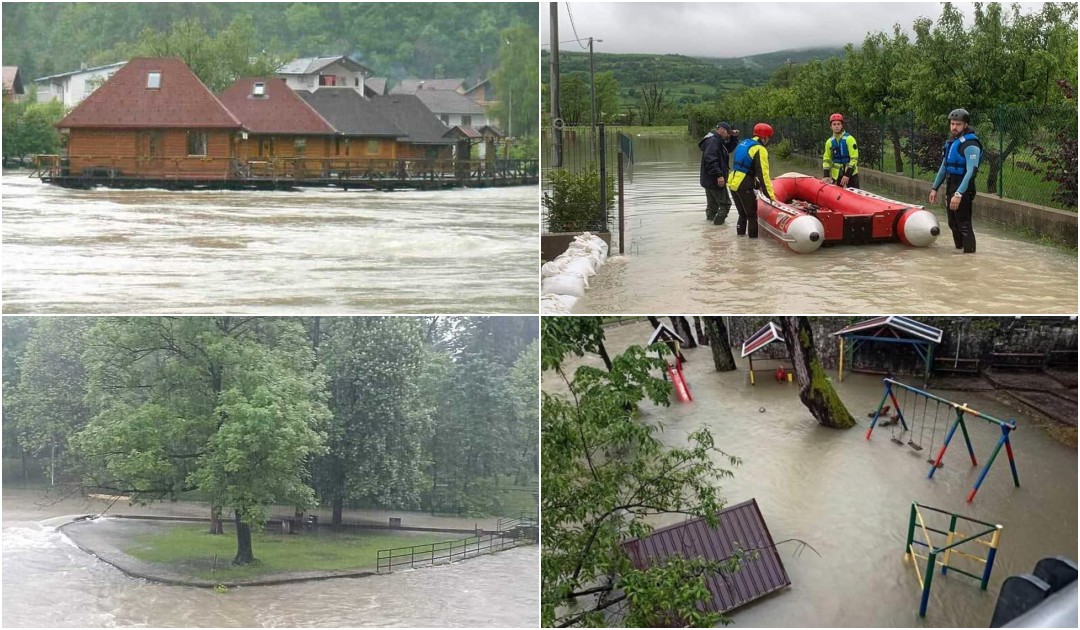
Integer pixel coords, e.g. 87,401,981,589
830,113,845,123
753,123,774,138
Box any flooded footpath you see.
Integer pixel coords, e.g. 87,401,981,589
2,490,539,627
577,137,1077,314
2,174,537,313
549,320,1077,627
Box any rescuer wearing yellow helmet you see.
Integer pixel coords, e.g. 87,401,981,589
821,113,860,188
727,123,777,239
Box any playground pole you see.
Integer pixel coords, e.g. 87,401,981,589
919,551,937,618
905,503,917,558
967,426,1017,502
866,384,892,439
957,410,978,466
941,513,958,575
981,527,1003,590
838,337,845,382
929,413,965,478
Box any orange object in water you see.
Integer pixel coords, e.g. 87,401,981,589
774,366,786,383
668,363,693,403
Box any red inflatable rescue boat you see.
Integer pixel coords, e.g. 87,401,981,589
755,174,940,254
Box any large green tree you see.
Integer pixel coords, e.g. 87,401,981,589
7,318,93,485
491,23,540,137
315,317,431,524
542,317,741,627
72,317,328,565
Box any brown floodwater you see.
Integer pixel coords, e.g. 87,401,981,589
1,491,538,627
576,137,1078,313
2,173,538,313
547,320,1078,627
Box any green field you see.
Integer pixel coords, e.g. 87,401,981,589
126,524,459,581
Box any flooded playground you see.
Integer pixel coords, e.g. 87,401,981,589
549,320,1078,627
2,490,539,627
1,174,537,314
576,137,1077,314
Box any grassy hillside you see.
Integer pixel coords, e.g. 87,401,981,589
542,47,843,108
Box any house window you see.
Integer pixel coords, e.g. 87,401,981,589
461,115,472,127
295,138,306,155
354,77,360,87
186,131,208,156
147,72,161,89
253,82,266,97
319,74,337,87
367,140,379,154
259,137,275,157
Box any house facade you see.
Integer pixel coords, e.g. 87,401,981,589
411,89,489,130
34,61,127,108
54,58,241,179
366,95,454,160
276,56,373,92
3,66,26,102
218,77,337,174
297,88,404,161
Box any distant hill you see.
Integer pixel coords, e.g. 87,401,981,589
542,47,844,108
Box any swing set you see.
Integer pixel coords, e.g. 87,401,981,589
867,378,1020,502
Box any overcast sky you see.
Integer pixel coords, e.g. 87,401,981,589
540,2,1054,57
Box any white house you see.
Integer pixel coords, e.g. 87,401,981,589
34,61,126,108
411,89,489,130
276,56,373,92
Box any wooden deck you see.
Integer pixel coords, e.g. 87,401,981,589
33,155,538,191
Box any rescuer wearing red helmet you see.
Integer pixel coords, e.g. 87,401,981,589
727,123,776,238
929,108,982,253
821,113,860,188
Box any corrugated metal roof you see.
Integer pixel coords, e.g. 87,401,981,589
218,78,336,135
741,322,785,357
830,316,943,343
622,499,792,615
296,89,403,137
33,61,127,83
277,55,373,76
55,58,240,129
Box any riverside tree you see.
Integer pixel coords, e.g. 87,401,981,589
541,317,741,627
779,316,855,429
72,317,329,565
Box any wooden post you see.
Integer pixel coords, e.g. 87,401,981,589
618,151,625,254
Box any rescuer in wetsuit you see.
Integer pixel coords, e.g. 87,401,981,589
929,108,982,253
727,123,776,239
821,113,860,188
698,122,740,225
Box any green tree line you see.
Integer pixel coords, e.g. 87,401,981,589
3,2,536,85
2,316,538,565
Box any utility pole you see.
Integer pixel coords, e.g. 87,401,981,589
549,2,562,166
589,37,596,129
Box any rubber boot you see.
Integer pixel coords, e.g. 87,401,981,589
714,206,730,225
963,232,976,253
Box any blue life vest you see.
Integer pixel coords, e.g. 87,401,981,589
943,131,982,176
830,133,851,165
732,138,760,174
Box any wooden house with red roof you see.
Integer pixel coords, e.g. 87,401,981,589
55,58,241,179
218,77,337,178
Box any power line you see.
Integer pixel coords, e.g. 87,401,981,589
565,3,590,49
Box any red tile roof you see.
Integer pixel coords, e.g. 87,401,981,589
218,77,336,135
56,58,240,129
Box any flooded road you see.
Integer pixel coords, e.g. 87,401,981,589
2,492,538,627
579,137,1077,314
2,174,537,313
549,320,1078,627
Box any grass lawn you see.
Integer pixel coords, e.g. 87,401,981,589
126,524,460,581
616,125,688,137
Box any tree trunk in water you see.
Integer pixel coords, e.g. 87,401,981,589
596,340,614,371
779,317,856,429
669,317,697,348
209,505,224,535
694,317,709,346
702,317,737,372
647,316,662,329
232,510,256,565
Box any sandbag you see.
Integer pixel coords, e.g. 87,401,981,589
562,256,597,278
541,259,569,278
542,273,586,297
541,293,579,314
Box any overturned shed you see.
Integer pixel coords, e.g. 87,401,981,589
622,499,791,617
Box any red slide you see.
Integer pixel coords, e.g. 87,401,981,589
667,363,693,403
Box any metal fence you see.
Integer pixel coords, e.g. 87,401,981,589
375,531,529,573
716,104,1076,210
541,124,632,236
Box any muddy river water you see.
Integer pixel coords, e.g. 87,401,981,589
2,492,538,627
577,137,1077,314
548,320,1077,627
2,174,537,313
